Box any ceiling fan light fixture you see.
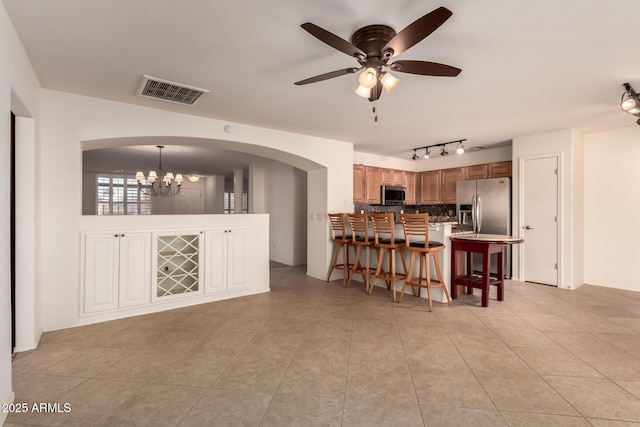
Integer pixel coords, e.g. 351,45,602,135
355,85,372,98
380,72,400,93
358,67,378,89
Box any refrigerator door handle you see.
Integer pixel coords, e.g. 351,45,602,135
471,195,477,233
476,196,482,233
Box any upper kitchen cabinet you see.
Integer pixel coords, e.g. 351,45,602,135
487,161,512,178
419,171,441,204
365,166,381,204
464,161,512,180
353,165,365,204
404,172,418,205
441,168,464,204
381,169,405,186
464,164,489,180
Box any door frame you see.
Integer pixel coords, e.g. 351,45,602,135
518,153,562,286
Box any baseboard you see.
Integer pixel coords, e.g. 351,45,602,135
13,329,43,354
1,392,16,425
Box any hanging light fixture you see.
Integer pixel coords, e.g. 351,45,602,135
409,139,467,160
380,71,400,93
136,145,184,196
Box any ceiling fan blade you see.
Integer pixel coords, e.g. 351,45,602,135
368,79,383,102
382,7,453,58
294,67,361,85
301,23,366,60
388,60,461,77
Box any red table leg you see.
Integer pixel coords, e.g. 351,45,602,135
481,246,490,307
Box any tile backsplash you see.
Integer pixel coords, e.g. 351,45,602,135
353,203,456,222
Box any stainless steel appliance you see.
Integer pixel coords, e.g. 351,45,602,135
381,185,406,206
456,177,511,277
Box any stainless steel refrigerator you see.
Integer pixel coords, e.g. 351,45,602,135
456,177,512,278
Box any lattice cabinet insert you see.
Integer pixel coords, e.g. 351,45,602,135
153,231,203,300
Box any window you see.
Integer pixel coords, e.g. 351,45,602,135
223,191,248,214
97,175,151,215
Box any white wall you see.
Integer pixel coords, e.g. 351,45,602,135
204,175,224,213
512,128,584,289
40,89,352,330
584,126,640,291
264,161,307,266
0,1,42,417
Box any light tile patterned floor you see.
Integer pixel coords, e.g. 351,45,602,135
6,265,640,426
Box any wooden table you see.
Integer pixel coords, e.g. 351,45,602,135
450,234,524,307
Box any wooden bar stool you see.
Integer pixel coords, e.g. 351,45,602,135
346,213,375,288
327,213,353,287
370,213,408,302
399,213,451,311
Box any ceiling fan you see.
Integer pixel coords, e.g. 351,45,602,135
294,6,461,102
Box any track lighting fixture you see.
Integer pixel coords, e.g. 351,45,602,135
620,83,640,125
410,139,467,160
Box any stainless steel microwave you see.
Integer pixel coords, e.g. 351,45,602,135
381,185,406,205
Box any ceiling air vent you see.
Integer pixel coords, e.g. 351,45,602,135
137,75,209,106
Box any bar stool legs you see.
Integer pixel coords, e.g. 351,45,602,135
400,249,451,311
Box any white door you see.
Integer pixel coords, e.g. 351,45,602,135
522,156,559,286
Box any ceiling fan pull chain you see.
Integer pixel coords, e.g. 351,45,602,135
373,101,378,122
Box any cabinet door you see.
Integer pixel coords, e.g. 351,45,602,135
488,161,512,178
118,232,151,308
465,164,488,180
392,170,405,186
83,233,119,313
353,165,365,204
365,167,381,204
420,171,441,204
381,168,394,185
405,172,417,205
441,168,464,204
205,229,227,293
227,228,248,291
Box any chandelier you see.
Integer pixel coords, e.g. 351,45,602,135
135,145,184,196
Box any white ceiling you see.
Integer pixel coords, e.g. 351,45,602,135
5,0,640,169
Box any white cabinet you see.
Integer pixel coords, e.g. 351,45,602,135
83,232,150,314
152,231,204,301
205,227,248,293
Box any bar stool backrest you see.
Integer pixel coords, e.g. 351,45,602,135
328,213,348,241
347,213,369,242
370,213,395,245
400,213,430,247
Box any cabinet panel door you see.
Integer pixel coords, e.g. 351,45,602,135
465,164,488,180
420,171,441,204
405,172,417,205
365,167,381,204
119,233,151,308
84,233,119,313
441,168,464,204
205,230,227,293
353,165,365,204
392,170,405,186
228,228,248,291
488,161,512,178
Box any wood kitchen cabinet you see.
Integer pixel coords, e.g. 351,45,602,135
419,171,441,204
487,161,512,178
441,168,464,204
381,169,405,186
404,172,418,205
465,164,489,180
365,166,381,204
353,165,365,204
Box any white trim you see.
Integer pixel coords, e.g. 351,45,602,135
1,392,16,425
518,152,562,287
